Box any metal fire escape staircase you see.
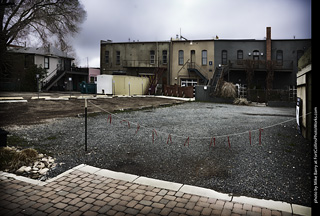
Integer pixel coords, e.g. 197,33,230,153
146,67,165,95
187,62,208,84
209,66,229,92
42,68,66,91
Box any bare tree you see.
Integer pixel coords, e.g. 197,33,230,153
0,0,87,74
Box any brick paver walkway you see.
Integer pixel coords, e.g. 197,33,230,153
0,165,310,216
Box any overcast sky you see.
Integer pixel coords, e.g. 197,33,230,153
73,0,312,67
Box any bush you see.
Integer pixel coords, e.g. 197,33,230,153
20,65,47,92
233,98,250,105
0,147,38,171
220,82,236,98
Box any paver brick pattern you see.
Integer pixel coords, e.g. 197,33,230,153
0,170,298,215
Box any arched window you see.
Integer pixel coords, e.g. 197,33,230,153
221,50,227,65
202,50,207,65
178,50,184,65
237,50,243,59
237,50,243,65
276,50,283,65
297,50,304,66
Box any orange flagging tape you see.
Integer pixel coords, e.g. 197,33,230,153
184,137,190,146
107,114,112,124
167,134,172,144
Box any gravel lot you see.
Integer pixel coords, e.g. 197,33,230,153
8,101,311,206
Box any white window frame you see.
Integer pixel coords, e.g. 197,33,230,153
44,56,49,69
178,50,184,65
181,79,197,87
202,50,207,65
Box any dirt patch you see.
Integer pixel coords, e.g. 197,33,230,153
0,95,184,127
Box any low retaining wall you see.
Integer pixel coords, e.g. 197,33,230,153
195,85,234,103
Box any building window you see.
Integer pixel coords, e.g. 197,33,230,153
202,50,207,65
181,79,197,87
178,50,184,65
221,50,227,65
44,57,49,69
162,50,167,64
116,51,120,65
237,50,243,59
105,51,109,64
150,50,155,64
253,50,259,60
237,50,243,65
24,54,34,68
297,50,304,66
276,50,283,65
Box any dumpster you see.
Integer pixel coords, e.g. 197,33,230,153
80,81,96,94
0,128,9,147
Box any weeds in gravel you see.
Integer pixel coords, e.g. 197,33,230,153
7,134,29,148
46,135,58,140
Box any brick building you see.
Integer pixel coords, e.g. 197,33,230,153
100,27,311,98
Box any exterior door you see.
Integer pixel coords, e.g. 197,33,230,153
190,50,195,66
253,50,259,61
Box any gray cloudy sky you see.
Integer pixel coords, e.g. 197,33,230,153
73,0,312,67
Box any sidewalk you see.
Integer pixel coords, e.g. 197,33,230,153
0,164,311,216
0,91,195,102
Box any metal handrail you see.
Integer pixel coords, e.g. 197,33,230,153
228,60,293,70
187,62,208,77
42,64,62,83
177,59,190,74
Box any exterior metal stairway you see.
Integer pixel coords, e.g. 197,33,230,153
42,69,66,91
209,66,229,92
209,67,222,90
187,62,208,84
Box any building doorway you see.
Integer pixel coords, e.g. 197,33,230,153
190,50,196,65
181,78,197,97
253,50,259,61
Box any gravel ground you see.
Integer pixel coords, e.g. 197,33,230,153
8,102,311,206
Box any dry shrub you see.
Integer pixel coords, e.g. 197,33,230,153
220,82,236,98
0,147,16,170
11,148,38,170
234,98,250,105
0,147,38,171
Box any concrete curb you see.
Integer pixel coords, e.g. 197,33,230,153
155,95,195,101
0,97,24,100
0,100,28,103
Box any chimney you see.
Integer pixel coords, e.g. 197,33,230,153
266,27,271,61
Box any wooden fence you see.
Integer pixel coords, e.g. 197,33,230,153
163,85,194,98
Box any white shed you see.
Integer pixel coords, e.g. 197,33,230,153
97,75,113,94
